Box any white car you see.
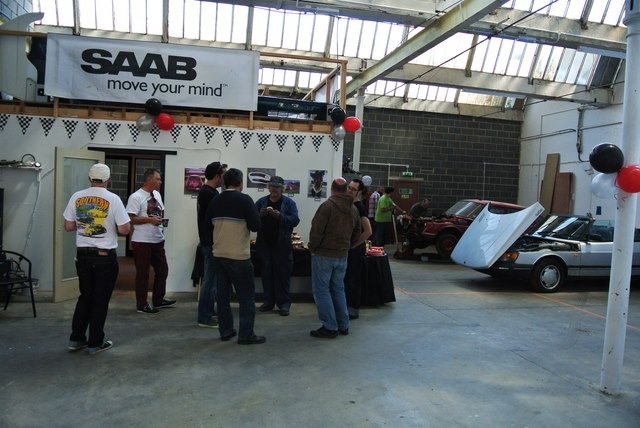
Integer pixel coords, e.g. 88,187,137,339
453,205,640,292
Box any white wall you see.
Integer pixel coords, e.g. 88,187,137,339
518,68,626,221
0,114,342,297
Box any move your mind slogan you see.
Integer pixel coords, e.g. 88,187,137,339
45,34,259,111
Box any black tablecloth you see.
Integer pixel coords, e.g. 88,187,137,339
361,254,396,306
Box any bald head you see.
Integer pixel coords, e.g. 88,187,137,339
331,177,348,194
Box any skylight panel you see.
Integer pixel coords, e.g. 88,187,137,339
531,45,552,80
543,46,565,80
95,1,114,31
564,0,587,19
168,0,185,37
182,0,202,39
371,22,392,60
253,8,269,46
516,43,537,77
505,41,526,76
78,0,97,29
343,19,363,57
266,9,285,48
588,0,608,23
310,14,331,53
411,33,473,69
298,14,316,51
576,53,598,85
555,49,577,82
494,39,514,75
359,21,377,59
603,0,625,26
199,2,217,41
147,0,163,35
548,0,571,18
282,13,301,50
481,37,501,73
230,5,248,43
565,51,586,83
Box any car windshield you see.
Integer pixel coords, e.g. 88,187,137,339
533,216,590,239
444,201,485,219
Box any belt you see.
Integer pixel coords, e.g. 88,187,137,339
77,247,116,256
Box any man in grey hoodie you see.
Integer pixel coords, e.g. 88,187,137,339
308,177,361,338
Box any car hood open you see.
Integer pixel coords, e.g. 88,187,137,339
451,202,545,269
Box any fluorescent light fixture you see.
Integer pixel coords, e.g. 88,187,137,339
577,46,626,59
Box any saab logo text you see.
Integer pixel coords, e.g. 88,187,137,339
81,49,197,80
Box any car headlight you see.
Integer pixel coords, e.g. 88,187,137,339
500,251,519,262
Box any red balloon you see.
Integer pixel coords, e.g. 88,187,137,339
616,165,640,193
342,116,361,133
155,113,175,131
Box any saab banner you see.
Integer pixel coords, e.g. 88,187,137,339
45,34,259,111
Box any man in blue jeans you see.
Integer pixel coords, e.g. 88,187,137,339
196,161,227,328
308,177,361,338
206,168,265,345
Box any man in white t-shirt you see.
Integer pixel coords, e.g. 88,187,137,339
63,163,130,354
126,168,175,314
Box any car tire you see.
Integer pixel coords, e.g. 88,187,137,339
530,258,565,293
435,232,459,258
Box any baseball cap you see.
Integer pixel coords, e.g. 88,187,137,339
268,176,285,188
205,161,228,179
88,163,110,182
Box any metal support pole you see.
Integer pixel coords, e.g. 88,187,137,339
352,88,365,171
600,0,640,395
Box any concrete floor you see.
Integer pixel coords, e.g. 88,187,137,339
1,255,640,427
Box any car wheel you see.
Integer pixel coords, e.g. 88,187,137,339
435,232,458,258
531,258,565,292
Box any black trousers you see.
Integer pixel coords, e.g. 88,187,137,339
345,243,366,311
69,251,119,348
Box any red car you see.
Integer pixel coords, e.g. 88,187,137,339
395,199,526,259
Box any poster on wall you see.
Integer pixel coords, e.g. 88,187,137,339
284,179,300,195
247,167,275,190
308,170,327,199
184,167,205,195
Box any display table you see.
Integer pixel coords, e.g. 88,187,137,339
361,254,396,306
251,246,395,305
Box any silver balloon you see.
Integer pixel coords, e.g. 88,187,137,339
362,175,372,186
136,113,155,131
591,172,618,199
331,125,346,141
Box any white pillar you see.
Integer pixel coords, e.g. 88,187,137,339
352,88,365,171
600,0,640,395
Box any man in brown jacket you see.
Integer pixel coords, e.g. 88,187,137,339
308,177,361,338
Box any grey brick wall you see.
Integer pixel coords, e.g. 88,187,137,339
1,0,32,20
343,107,522,213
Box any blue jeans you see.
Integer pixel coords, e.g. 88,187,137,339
197,244,217,324
70,252,119,348
311,254,349,331
213,257,257,340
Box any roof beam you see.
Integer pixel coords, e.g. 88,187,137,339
343,0,506,98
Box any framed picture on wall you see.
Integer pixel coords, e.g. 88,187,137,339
247,167,275,189
308,169,327,199
184,167,205,195
284,179,300,195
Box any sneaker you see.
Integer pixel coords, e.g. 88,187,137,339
220,329,237,341
258,303,274,312
88,341,113,355
198,318,219,328
310,326,338,339
68,340,88,351
278,308,290,317
137,304,159,314
237,334,266,345
155,298,176,308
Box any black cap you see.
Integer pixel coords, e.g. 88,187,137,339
268,176,285,188
205,162,227,179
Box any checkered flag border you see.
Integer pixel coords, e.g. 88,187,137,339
311,135,323,152
331,137,342,151
62,119,78,139
86,121,100,140
275,135,288,152
170,125,182,143
40,117,56,136
188,125,202,144
150,126,161,143
128,123,140,142
256,133,270,151
204,127,216,144
292,135,305,152
0,114,8,131
221,129,235,147
105,122,120,141
17,116,33,135
240,131,252,149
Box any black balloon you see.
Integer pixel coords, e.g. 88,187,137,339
329,106,346,125
145,98,163,116
589,143,624,174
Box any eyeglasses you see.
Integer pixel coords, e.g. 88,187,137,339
347,186,360,192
